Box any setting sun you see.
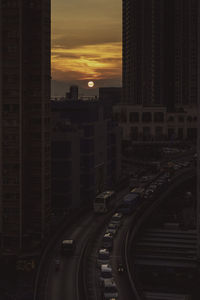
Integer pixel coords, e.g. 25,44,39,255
88,81,94,88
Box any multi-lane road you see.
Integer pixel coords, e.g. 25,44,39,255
40,188,135,300
35,157,196,300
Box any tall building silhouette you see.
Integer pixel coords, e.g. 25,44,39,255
0,1,51,252
122,0,198,110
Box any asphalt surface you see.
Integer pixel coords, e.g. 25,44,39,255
46,213,95,300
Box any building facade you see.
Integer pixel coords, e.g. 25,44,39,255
113,104,197,141
122,0,198,110
51,100,122,208
51,117,81,213
99,87,122,106
0,0,51,252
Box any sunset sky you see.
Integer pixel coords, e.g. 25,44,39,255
51,0,122,97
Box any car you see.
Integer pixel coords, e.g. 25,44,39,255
156,181,163,187
108,222,118,230
102,279,118,299
107,223,118,235
149,184,157,190
110,213,123,228
99,264,113,284
146,188,154,193
140,176,149,183
106,227,117,236
102,233,113,250
157,178,165,183
173,164,181,170
97,249,110,267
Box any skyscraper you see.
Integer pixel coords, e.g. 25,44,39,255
0,0,51,252
122,0,198,110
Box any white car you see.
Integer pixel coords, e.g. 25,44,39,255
106,228,117,236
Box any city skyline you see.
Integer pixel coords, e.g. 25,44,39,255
51,0,122,97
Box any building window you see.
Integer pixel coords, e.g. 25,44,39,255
120,110,127,123
52,161,71,178
52,141,71,158
187,128,197,140
114,112,120,122
3,104,10,112
130,127,138,140
154,112,164,122
168,116,174,122
83,125,94,137
178,115,184,122
143,127,151,140
129,112,139,123
187,116,193,122
142,112,152,123
52,179,71,194
168,128,175,140
80,139,94,154
155,127,163,139
178,128,183,140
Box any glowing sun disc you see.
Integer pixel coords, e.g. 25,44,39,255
88,81,94,88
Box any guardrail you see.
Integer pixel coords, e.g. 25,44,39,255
124,168,196,300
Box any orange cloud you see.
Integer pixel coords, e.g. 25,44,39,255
51,42,122,82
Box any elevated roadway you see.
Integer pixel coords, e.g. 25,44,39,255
125,167,197,300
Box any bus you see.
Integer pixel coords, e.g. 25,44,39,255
93,190,115,213
118,193,140,215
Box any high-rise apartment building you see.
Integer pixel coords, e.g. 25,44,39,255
0,0,51,252
122,0,198,110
